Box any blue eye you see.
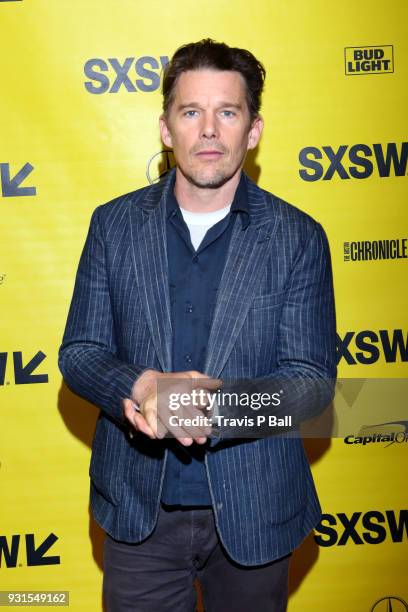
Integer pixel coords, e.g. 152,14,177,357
221,110,235,117
184,110,198,117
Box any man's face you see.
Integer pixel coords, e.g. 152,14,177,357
159,69,263,189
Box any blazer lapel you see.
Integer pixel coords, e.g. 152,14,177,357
204,177,280,378
128,174,174,372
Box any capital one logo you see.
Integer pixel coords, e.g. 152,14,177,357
84,56,169,94
344,421,408,448
299,142,407,181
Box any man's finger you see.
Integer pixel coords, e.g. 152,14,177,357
123,397,136,422
133,411,156,439
155,407,194,445
191,377,222,391
123,398,156,439
142,396,162,438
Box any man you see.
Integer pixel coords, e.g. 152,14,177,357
59,39,336,611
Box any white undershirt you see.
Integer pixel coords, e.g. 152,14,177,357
179,204,231,250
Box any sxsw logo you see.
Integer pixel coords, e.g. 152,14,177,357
0,533,60,568
1,163,36,197
314,509,408,546
0,351,48,385
84,56,169,94
336,329,408,365
299,142,407,181
345,45,394,75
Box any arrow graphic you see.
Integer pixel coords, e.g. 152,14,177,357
25,533,60,566
13,351,48,384
0,352,7,386
335,378,366,408
1,163,36,197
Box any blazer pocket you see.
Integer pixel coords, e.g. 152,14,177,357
250,292,285,310
254,438,307,525
89,417,124,506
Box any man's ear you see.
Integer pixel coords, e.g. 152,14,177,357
159,114,173,148
247,115,263,150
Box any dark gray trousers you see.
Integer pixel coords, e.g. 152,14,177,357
103,505,290,612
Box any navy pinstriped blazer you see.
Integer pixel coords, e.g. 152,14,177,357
58,169,337,565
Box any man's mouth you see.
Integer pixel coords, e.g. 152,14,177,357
195,150,224,160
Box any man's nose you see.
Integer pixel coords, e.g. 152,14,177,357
201,113,219,139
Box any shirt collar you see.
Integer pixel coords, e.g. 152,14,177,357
166,171,250,229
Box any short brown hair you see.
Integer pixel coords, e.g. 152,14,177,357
162,39,266,120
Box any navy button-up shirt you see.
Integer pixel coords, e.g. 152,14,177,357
160,173,250,506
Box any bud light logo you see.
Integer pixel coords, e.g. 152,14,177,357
345,45,394,75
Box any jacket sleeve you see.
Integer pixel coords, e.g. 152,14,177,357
212,221,337,439
58,207,147,424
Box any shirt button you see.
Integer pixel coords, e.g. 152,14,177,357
185,304,194,313
184,354,192,363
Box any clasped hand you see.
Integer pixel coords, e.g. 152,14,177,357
123,370,221,446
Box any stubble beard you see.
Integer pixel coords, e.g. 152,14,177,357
178,151,245,190
179,167,232,190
